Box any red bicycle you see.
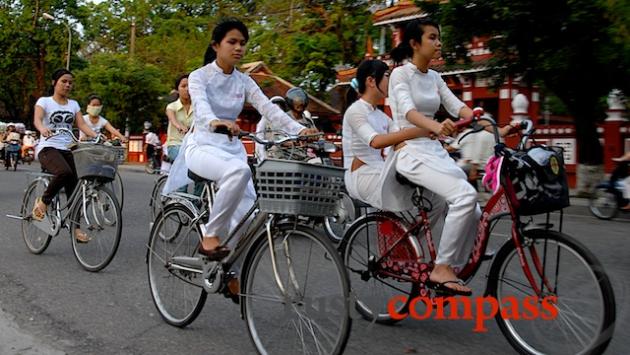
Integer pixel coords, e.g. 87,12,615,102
340,117,616,355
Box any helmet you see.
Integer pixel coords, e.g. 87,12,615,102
15,123,25,134
0,122,6,133
285,87,309,112
269,95,288,112
143,121,152,131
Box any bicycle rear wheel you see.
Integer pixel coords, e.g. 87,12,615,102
21,179,52,254
147,204,207,327
106,171,124,210
340,213,420,324
487,229,616,355
588,186,619,220
70,184,122,272
243,224,351,354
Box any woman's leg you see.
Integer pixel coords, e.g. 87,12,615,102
185,146,255,246
38,148,78,205
397,149,480,292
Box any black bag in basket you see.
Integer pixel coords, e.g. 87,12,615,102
506,145,570,215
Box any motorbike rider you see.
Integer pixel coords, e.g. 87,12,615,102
143,121,162,172
612,152,630,210
285,87,316,128
3,124,21,168
21,130,37,160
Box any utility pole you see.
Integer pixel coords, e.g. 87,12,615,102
130,20,136,56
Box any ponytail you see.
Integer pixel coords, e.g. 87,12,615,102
389,18,441,64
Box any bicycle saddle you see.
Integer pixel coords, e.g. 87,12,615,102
187,170,211,183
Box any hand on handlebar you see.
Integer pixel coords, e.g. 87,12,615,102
40,128,52,138
211,119,240,137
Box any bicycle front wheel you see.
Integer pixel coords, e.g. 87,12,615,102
243,224,351,355
149,175,168,223
487,229,616,355
21,179,52,254
70,184,122,272
147,204,207,327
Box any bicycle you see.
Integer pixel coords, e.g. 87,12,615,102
340,117,616,355
146,131,351,354
7,128,123,272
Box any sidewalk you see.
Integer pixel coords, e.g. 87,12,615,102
0,307,64,355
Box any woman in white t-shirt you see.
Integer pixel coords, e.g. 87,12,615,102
80,94,127,142
31,69,99,243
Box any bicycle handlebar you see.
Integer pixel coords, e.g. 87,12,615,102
46,128,106,144
214,126,324,148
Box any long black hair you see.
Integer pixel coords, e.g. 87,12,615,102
48,68,73,95
175,73,189,89
203,18,249,65
345,60,389,108
390,18,440,64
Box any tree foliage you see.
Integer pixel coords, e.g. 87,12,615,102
425,0,630,164
1,0,379,131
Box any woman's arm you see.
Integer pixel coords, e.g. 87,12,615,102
244,76,305,136
33,104,51,137
166,106,187,134
75,111,98,138
104,122,127,141
188,69,226,134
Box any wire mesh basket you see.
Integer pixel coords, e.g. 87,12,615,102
73,145,119,181
111,146,126,164
255,159,345,217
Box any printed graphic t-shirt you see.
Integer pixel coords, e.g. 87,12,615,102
35,96,80,154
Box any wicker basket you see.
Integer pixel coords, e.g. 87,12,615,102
255,159,345,217
73,145,119,181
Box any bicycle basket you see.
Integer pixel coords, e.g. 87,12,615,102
111,146,126,164
505,145,570,215
73,145,119,181
255,159,345,217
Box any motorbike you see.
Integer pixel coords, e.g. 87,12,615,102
589,160,629,220
5,139,21,171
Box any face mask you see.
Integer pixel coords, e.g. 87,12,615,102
87,105,102,116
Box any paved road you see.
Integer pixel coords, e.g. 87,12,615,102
0,162,628,354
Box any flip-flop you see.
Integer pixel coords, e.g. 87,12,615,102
426,279,472,296
198,245,230,261
31,198,47,221
75,230,92,244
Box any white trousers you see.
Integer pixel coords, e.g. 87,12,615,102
185,145,256,246
397,148,481,269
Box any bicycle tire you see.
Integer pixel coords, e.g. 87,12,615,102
323,191,359,243
70,185,122,272
486,229,616,355
242,224,351,354
588,186,619,220
147,204,207,327
20,180,53,254
340,212,420,325
149,175,168,223
106,171,124,210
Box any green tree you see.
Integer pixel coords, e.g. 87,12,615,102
73,54,166,133
0,0,86,124
427,0,630,167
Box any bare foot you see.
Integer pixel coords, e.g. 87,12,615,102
429,264,471,294
74,229,91,243
201,236,221,251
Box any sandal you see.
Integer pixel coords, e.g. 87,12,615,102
75,230,91,244
426,279,472,296
198,245,230,261
31,198,47,221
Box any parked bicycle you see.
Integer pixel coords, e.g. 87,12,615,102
146,131,351,355
7,128,123,272
340,117,616,355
